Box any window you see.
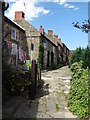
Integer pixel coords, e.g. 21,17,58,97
12,43,17,55
53,46,55,53
58,46,60,50
11,28,16,40
43,41,47,48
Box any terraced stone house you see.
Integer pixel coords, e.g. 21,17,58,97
3,16,29,65
14,11,59,68
3,10,70,68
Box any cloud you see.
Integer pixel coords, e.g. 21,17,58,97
59,0,66,5
5,0,50,21
5,0,79,21
59,2,79,10
68,5,75,9
64,3,69,7
74,7,79,10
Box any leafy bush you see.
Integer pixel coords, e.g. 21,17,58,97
3,60,31,95
70,47,90,69
25,62,31,70
49,63,63,70
8,70,31,93
38,43,44,67
50,63,57,70
68,61,89,118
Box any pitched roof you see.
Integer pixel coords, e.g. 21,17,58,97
14,18,41,37
4,16,25,31
42,31,63,47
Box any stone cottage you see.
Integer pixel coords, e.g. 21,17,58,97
3,16,29,65
14,11,70,68
14,11,58,68
40,26,58,68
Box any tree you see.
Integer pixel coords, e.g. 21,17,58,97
72,19,90,33
70,47,82,66
70,47,90,69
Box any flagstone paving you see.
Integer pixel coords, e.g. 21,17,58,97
3,66,78,118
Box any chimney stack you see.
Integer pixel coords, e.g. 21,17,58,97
40,25,44,34
54,34,58,39
48,30,53,38
14,11,25,20
58,38,61,41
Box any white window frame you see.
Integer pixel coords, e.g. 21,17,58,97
11,28,16,40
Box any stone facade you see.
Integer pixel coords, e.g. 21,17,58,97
14,12,41,62
62,43,70,65
13,11,70,68
3,16,28,65
40,34,57,68
57,42,63,64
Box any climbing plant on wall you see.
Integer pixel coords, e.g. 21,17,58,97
38,42,44,68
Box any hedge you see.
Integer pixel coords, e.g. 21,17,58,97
68,61,89,118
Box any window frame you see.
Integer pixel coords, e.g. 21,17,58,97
11,28,16,40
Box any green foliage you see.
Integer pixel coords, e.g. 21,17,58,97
70,47,90,69
38,43,44,67
2,55,31,95
50,63,57,70
56,103,60,111
50,63,63,70
8,70,31,93
68,61,89,118
25,62,31,69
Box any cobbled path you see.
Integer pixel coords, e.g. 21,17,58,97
3,66,78,118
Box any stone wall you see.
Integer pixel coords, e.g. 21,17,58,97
14,19,41,62
4,17,28,65
41,35,57,68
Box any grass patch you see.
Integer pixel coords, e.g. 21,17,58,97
58,82,65,87
56,103,60,111
56,91,65,96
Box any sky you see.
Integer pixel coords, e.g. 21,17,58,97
5,0,89,50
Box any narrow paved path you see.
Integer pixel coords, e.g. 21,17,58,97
13,66,77,118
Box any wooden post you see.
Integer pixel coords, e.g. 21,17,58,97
29,60,37,100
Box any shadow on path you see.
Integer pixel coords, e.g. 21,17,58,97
2,79,50,118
